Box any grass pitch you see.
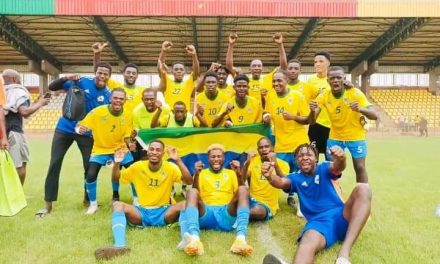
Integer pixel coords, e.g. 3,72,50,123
0,136,439,264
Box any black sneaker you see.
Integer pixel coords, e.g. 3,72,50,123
287,196,296,208
95,246,130,260
112,191,120,202
263,254,288,264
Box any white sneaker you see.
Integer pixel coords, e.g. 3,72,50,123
335,256,351,264
86,203,98,215
177,232,192,250
296,202,304,218
132,197,140,207
435,204,440,217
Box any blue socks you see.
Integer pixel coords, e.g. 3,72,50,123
185,206,200,237
85,180,97,202
112,211,127,247
179,209,188,239
236,206,250,237
112,182,120,192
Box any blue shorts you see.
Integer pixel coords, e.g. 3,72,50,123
326,139,367,160
199,205,236,232
249,197,273,221
89,152,133,166
133,206,170,227
276,152,297,173
298,207,348,248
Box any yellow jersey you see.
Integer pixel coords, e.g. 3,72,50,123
164,74,195,109
159,112,200,128
286,81,317,104
248,157,289,214
79,105,133,155
264,89,309,152
106,79,145,113
307,74,331,128
199,168,238,205
195,90,229,127
218,96,262,125
316,88,372,141
120,160,182,207
218,84,235,98
132,104,171,130
247,68,277,106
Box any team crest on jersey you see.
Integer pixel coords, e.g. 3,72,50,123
97,95,105,102
343,97,349,105
160,170,166,180
101,116,108,122
223,173,229,180
287,98,293,105
314,174,320,184
247,108,252,113
127,94,134,100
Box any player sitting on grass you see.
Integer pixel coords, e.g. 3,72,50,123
262,143,371,264
241,137,289,221
94,140,193,260
177,144,253,256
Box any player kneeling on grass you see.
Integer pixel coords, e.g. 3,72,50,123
177,144,253,256
241,137,289,221
94,140,193,260
262,143,371,264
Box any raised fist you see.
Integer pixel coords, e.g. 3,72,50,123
272,33,283,44
229,33,238,45
185,45,197,55
161,41,173,52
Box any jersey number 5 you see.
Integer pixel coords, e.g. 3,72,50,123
335,106,341,114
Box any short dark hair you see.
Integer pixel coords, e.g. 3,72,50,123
314,51,331,61
294,143,318,160
172,62,185,68
274,69,289,79
142,88,156,96
233,74,249,84
122,63,139,73
217,65,230,75
287,59,301,67
328,66,345,74
173,101,186,108
204,71,219,80
94,62,112,75
149,139,165,150
257,136,272,146
111,87,126,96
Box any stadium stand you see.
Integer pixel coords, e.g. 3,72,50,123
370,88,440,128
24,92,65,130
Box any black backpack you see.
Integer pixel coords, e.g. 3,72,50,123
62,82,86,121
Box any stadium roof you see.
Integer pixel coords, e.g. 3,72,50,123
1,0,440,73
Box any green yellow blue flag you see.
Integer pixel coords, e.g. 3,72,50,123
137,123,270,173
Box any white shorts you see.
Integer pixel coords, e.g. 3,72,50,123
8,131,30,168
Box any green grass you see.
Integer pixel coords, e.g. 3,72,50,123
1,136,440,264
